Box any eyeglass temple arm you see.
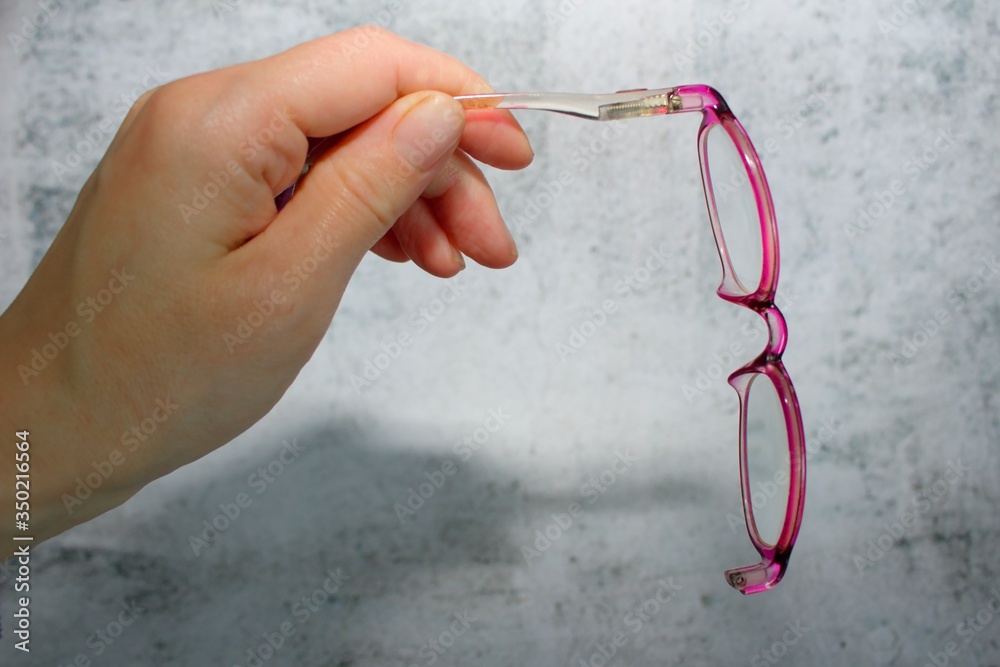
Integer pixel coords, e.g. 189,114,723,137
274,86,723,210
454,86,716,120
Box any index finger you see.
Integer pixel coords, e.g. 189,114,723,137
246,27,533,170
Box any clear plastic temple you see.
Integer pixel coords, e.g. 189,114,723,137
455,87,683,121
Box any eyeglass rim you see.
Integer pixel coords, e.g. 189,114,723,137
691,89,805,594
695,102,780,306
726,353,807,594
452,83,807,594
276,84,805,595
460,84,807,594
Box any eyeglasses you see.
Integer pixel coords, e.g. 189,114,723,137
454,86,806,594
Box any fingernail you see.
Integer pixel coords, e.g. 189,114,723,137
392,93,465,173
503,222,518,260
452,246,466,270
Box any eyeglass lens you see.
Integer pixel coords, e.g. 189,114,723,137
704,121,792,549
743,374,791,547
705,122,763,294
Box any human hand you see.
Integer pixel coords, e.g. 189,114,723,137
0,27,533,552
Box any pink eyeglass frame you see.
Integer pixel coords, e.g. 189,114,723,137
454,85,807,594
273,85,806,594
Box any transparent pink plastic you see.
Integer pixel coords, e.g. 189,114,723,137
454,85,807,595
273,85,806,594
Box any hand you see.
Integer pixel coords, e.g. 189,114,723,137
0,27,533,555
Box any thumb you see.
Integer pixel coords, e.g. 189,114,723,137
249,91,465,289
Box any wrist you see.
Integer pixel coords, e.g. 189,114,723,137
0,307,145,557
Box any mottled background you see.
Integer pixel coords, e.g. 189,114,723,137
1,1,999,665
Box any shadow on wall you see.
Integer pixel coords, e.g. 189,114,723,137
2,415,718,664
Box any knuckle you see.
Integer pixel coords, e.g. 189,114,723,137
132,82,190,131
422,154,464,199
314,25,397,57
122,87,159,126
131,75,243,155
122,81,209,160
345,23,395,41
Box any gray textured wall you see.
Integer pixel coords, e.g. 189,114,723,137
1,1,998,665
